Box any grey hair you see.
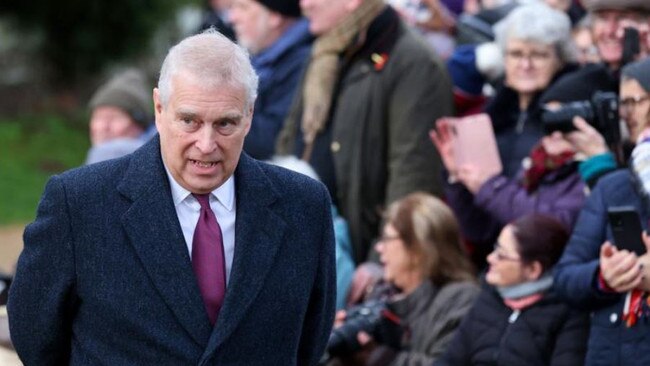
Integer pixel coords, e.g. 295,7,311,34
157,29,259,114
494,3,577,64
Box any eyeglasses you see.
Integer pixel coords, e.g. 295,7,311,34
620,94,650,114
378,234,400,243
505,49,555,66
491,243,521,262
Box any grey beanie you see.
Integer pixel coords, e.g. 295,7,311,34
89,69,152,128
582,0,650,12
622,57,650,92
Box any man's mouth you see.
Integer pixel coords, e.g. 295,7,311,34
190,159,218,168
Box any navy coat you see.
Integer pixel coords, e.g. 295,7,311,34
437,283,588,366
554,169,650,366
8,136,336,365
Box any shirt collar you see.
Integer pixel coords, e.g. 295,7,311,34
164,167,236,212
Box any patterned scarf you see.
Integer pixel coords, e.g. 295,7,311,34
522,142,574,193
300,0,386,160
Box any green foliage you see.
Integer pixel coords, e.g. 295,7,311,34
1,0,200,82
0,115,89,224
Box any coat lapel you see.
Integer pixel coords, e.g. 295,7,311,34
200,154,287,363
117,136,213,347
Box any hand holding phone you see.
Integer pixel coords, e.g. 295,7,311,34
608,206,646,256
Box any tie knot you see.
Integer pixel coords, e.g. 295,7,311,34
193,193,211,210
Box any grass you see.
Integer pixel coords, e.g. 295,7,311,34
0,114,89,225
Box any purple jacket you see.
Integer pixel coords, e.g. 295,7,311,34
445,163,586,246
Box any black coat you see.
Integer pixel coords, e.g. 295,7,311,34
436,283,589,366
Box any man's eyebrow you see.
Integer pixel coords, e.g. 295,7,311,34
176,109,198,119
216,113,244,121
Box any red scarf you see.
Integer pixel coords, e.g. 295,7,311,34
522,143,574,193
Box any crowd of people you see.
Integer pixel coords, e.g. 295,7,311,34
4,0,650,364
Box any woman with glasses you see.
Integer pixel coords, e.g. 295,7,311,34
436,214,589,366
619,58,650,144
328,193,478,366
432,3,585,269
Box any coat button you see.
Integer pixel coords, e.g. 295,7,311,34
610,313,618,323
331,141,341,153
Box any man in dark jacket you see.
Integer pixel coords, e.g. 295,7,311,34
231,0,313,160
277,0,452,263
8,30,335,366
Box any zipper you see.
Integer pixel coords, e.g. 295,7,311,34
515,112,527,134
493,309,520,363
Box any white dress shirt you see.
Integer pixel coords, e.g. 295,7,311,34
165,169,236,284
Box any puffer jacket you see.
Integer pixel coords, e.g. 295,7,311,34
437,282,589,366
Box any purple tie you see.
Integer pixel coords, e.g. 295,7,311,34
192,193,226,325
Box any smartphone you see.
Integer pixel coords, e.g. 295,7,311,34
621,27,640,66
608,206,646,256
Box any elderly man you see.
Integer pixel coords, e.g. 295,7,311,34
8,31,335,365
230,0,312,160
543,0,650,100
277,0,452,263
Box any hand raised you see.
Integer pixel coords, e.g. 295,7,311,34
430,118,457,177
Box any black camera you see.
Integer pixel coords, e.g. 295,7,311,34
542,91,620,145
325,300,403,358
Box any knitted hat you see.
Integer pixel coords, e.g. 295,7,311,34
89,69,152,128
447,43,503,96
622,57,650,92
447,45,484,97
582,0,650,13
255,0,301,17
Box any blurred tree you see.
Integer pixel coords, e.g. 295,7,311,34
0,0,199,84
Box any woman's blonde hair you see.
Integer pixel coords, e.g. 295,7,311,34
384,192,475,286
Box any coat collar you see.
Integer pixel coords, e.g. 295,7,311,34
118,137,287,356
199,153,287,363
252,18,312,69
117,135,214,347
390,280,437,323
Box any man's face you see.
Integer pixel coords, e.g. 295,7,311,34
230,0,274,55
592,9,647,68
89,106,144,146
154,72,252,194
301,0,352,35
620,78,650,143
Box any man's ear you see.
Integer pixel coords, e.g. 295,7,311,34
523,260,543,281
243,105,254,135
153,88,163,128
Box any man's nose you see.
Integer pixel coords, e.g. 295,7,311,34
195,127,218,153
